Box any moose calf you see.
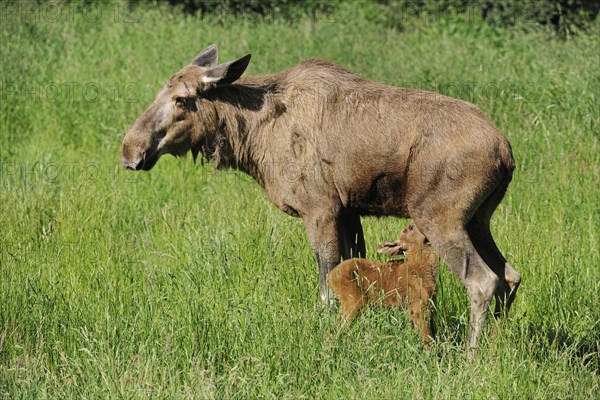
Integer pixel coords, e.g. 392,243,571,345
327,222,439,343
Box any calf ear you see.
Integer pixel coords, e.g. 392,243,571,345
377,240,406,259
191,44,219,67
201,54,251,85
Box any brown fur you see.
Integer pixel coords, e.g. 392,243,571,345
121,45,521,349
328,222,438,344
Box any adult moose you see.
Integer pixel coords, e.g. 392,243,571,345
121,45,521,349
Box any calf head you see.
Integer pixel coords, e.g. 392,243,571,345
377,221,429,258
121,45,251,171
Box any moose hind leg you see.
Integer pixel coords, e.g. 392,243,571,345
415,219,499,350
467,220,521,318
503,262,521,312
468,184,521,318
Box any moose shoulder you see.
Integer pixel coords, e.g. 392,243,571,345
121,45,521,349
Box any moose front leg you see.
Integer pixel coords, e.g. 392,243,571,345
303,213,341,306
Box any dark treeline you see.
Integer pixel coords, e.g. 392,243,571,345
5,0,599,35
160,0,599,34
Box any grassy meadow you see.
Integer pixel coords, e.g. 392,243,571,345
1,2,599,398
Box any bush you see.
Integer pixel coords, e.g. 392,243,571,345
159,0,336,19
155,0,598,35
375,0,599,35
4,0,597,34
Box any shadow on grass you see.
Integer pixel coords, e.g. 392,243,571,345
518,317,600,374
544,327,599,374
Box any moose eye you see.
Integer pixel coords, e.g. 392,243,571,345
409,225,414,230
175,97,187,107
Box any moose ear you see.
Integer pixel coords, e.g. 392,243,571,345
201,54,251,85
191,44,219,67
377,240,407,259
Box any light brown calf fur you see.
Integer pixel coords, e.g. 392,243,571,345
327,222,438,343
121,44,521,349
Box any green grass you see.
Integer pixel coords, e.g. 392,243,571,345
1,2,599,398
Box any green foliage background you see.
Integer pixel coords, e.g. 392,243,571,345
0,1,598,398
153,0,599,35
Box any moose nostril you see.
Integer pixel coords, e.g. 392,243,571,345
134,158,144,170
122,157,144,170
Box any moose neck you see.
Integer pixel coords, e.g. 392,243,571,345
194,77,285,187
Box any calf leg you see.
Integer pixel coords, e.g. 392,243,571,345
408,284,434,345
337,209,366,259
340,291,365,321
303,213,342,306
328,264,366,321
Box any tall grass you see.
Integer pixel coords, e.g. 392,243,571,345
1,2,598,398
